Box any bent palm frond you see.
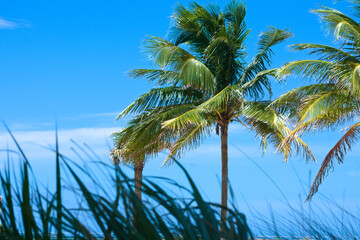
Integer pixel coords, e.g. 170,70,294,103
312,7,360,42
278,94,360,156
271,83,339,115
290,43,359,63
277,60,335,82
307,121,360,200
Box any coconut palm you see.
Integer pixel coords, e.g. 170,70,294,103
120,1,314,222
111,106,203,201
110,110,168,201
274,1,360,200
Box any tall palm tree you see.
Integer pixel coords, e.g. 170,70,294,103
274,1,360,200
120,1,313,222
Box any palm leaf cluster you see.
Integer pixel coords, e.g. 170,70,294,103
274,1,360,200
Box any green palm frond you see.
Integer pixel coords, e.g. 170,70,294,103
241,69,278,99
277,96,360,158
297,89,360,125
351,0,360,18
312,7,360,42
237,101,293,161
189,83,244,114
240,101,287,129
128,69,180,86
290,43,359,63
163,124,212,166
307,121,360,200
117,87,205,118
271,83,339,115
240,27,292,97
277,60,335,82
350,64,360,95
112,103,200,164
292,135,316,163
143,36,195,70
162,105,212,130
242,27,293,79
179,57,216,94
224,0,247,37
170,3,211,49
297,89,347,123
257,27,293,52
273,1,360,200
235,100,316,162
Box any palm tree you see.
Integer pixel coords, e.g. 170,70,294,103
274,1,360,200
111,106,201,201
120,1,313,223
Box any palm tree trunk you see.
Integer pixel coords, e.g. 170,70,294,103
134,162,144,201
133,161,144,230
220,123,229,225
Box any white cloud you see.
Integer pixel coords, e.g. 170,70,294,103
0,127,121,163
0,17,28,29
60,112,119,121
0,18,17,29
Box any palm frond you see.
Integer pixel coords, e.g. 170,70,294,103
307,121,360,200
237,100,316,162
143,36,195,70
163,105,212,130
240,27,292,97
351,64,360,95
163,124,211,166
128,69,180,86
298,89,347,123
271,83,339,115
179,57,216,94
117,87,205,118
238,101,291,159
312,7,360,42
290,43,359,62
112,104,197,164
351,0,360,18
224,0,247,39
277,60,335,82
277,96,360,157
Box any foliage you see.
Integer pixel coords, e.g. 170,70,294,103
118,0,315,222
0,128,253,240
119,2,304,163
273,0,360,200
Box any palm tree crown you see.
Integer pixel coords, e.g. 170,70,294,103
274,1,360,200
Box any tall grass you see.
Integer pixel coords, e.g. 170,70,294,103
1,127,360,239
0,127,252,239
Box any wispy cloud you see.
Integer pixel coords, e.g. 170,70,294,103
61,112,119,121
0,17,29,29
0,127,121,163
4,112,121,131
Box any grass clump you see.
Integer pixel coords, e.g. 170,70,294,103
0,128,252,240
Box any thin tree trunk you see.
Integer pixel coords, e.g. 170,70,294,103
220,123,229,226
134,162,144,201
133,161,144,229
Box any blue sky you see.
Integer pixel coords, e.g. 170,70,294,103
1,0,359,222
